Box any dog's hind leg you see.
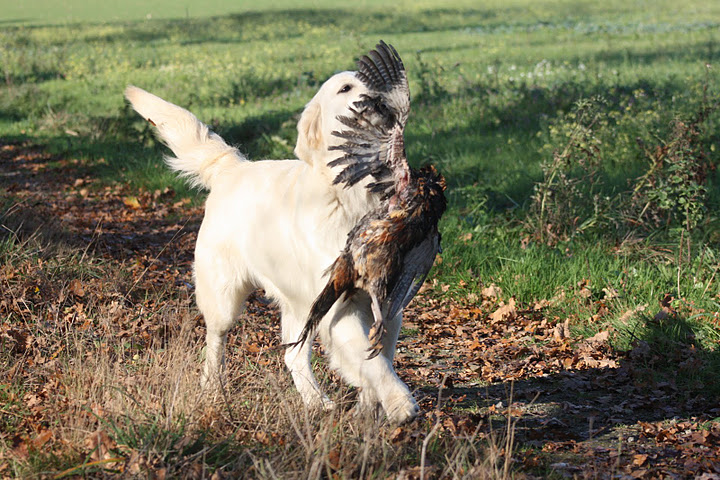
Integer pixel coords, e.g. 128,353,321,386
281,308,334,410
195,262,250,390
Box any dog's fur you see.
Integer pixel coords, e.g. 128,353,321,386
125,72,419,423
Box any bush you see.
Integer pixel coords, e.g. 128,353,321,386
527,88,719,245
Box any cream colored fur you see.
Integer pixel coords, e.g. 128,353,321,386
124,73,419,423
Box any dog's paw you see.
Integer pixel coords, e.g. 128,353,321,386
352,403,382,423
354,388,382,420
298,389,335,412
319,395,336,411
384,392,420,424
357,387,379,409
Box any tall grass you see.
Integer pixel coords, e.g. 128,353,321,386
0,231,516,478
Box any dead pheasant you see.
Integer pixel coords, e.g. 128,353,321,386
297,41,447,357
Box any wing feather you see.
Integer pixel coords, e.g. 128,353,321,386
331,41,411,195
383,233,440,324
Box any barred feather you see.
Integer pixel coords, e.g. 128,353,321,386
356,41,406,94
330,41,411,194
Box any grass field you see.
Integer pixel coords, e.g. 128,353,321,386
2,0,720,478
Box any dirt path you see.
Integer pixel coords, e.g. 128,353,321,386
2,141,719,478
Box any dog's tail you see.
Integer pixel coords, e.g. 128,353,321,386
124,85,244,190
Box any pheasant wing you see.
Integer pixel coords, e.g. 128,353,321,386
330,41,410,198
383,232,440,325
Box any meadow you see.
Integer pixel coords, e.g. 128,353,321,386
2,0,720,477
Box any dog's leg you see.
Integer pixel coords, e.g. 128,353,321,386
322,302,418,424
195,260,249,390
281,309,334,410
357,310,403,414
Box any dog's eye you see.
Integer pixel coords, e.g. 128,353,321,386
338,84,353,94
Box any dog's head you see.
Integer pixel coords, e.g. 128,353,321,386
295,71,368,171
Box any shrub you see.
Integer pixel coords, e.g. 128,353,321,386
629,106,716,232
529,96,609,244
528,89,718,245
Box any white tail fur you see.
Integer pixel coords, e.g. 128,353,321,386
124,85,245,190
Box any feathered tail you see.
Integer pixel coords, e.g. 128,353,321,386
296,253,357,347
124,85,244,190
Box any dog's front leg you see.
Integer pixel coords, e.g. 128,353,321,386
357,309,404,416
322,302,419,424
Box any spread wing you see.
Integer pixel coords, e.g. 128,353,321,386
382,232,440,324
329,41,411,199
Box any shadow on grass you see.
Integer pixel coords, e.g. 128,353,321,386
10,5,717,65
0,19,34,25
5,101,300,190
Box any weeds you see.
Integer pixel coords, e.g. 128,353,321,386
530,96,609,244
529,89,719,245
415,51,449,103
630,104,717,232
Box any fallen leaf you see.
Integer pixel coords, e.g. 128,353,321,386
390,426,407,443
125,451,148,475
69,278,85,297
602,287,619,300
84,429,116,462
327,449,341,470
489,298,516,323
481,284,502,300
553,319,571,341
123,196,141,209
688,429,710,446
254,431,271,445
533,299,550,310
586,330,609,344
32,430,52,449
618,304,647,324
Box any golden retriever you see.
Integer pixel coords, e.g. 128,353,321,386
125,73,419,423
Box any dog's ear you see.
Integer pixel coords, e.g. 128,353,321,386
295,100,323,165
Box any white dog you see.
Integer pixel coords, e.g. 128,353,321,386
125,72,419,423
